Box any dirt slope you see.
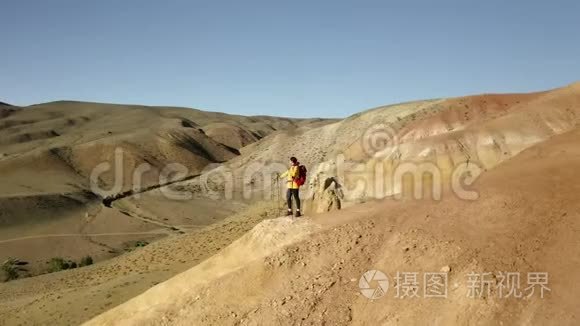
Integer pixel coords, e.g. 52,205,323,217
88,125,580,325
0,102,14,118
0,100,324,196
0,100,330,274
194,83,580,207
0,201,281,326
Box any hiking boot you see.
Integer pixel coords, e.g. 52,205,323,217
286,210,293,216
295,211,302,217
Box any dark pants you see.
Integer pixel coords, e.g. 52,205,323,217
287,189,300,211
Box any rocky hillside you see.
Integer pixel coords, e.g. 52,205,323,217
88,116,580,326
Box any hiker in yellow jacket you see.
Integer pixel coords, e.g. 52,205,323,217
279,156,302,217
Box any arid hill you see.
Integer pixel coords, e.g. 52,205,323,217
0,100,332,276
0,102,15,118
1,83,580,325
176,83,580,210
89,124,580,325
86,83,580,325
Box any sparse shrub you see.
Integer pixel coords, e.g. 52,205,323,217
135,241,149,247
48,257,66,272
1,258,19,282
48,257,77,272
79,256,94,267
123,240,150,252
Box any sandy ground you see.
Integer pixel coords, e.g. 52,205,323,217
0,201,282,326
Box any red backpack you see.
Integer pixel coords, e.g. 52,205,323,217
296,165,307,186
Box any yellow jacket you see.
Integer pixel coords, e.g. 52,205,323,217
280,165,300,189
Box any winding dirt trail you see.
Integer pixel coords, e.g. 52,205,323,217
0,231,172,244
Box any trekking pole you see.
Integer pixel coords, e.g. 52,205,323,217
271,175,278,217
276,177,281,216
270,177,274,213
272,177,277,216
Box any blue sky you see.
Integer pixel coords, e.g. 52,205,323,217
1,0,579,118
